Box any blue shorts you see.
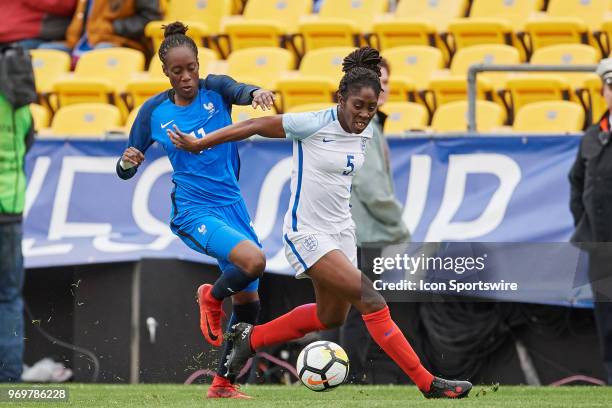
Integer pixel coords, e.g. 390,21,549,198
170,199,261,292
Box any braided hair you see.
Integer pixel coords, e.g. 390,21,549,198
158,21,198,66
338,47,382,99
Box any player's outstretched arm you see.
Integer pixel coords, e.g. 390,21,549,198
168,116,286,153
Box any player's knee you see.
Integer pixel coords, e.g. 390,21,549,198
318,311,348,329
243,251,266,278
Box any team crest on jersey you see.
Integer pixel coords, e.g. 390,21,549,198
203,102,216,116
361,137,367,153
198,224,207,235
303,235,318,252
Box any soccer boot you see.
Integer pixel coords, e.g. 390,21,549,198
224,322,255,382
197,284,224,347
422,376,472,399
206,384,253,399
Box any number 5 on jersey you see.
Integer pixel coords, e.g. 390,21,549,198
342,155,355,176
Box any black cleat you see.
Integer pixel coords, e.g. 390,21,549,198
422,376,472,399
223,322,255,382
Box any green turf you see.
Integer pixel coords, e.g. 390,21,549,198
1,384,612,407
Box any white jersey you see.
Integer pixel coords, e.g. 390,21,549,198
282,107,373,235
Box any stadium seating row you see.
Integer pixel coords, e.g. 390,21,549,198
32,100,585,137
148,0,612,62
29,44,605,130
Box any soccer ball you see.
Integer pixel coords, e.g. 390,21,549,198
296,341,349,391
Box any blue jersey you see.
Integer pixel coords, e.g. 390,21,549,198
117,75,258,218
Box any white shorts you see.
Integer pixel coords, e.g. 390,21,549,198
283,228,357,278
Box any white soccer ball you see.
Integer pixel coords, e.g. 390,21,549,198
296,341,349,391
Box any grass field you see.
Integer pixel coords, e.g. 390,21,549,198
2,384,612,408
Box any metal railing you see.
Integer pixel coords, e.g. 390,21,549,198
467,64,598,132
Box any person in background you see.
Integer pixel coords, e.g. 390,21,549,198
0,0,77,50
0,51,35,382
40,0,161,60
341,57,411,383
569,57,612,385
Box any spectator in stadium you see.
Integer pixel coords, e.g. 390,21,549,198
169,46,472,399
569,57,612,385
0,51,35,382
341,57,411,384
116,22,275,399
39,0,161,60
0,0,77,50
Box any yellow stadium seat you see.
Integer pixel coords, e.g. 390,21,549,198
231,0,246,14
148,48,218,77
596,18,612,56
424,45,519,115
231,105,277,122
296,0,387,55
123,78,169,110
382,46,444,86
227,47,294,90
29,104,50,131
125,106,141,132
530,44,599,90
447,0,539,59
73,48,145,84
164,0,231,33
30,49,71,95
530,44,599,65
513,101,585,132
221,0,311,55
387,77,417,102
286,103,336,113
50,103,122,137
468,0,539,29
382,46,444,103
523,0,609,56
52,48,145,112
430,100,505,132
300,47,358,81
369,0,468,62
275,47,355,111
146,0,232,53
370,19,437,52
546,0,609,28
276,77,336,112
448,44,520,88
500,74,571,120
576,73,606,123
379,102,428,133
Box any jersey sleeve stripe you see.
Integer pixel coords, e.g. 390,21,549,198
330,106,336,121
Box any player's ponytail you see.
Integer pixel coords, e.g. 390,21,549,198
338,47,382,98
158,21,198,66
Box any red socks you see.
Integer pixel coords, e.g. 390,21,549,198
250,303,326,350
247,303,433,392
362,306,434,391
